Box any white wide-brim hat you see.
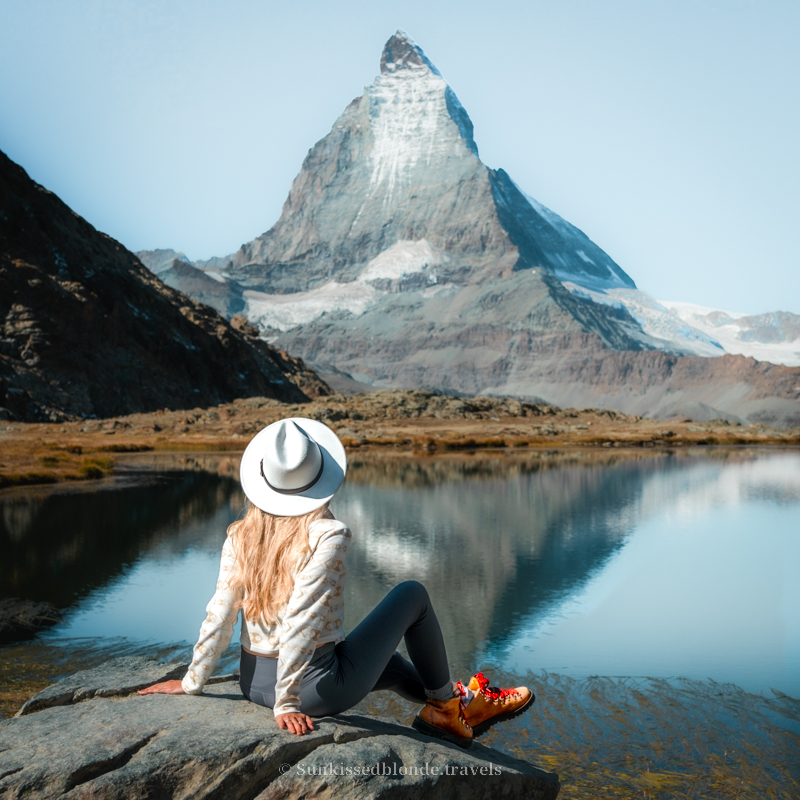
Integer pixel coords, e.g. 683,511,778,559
240,417,346,516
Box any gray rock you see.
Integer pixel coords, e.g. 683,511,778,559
1,658,559,799
15,655,227,716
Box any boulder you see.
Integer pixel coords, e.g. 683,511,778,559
0,657,560,799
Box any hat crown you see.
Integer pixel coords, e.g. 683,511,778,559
240,416,346,515
262,421,322,491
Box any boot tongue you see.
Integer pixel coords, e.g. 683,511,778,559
456,680,475,705
469,673,488,692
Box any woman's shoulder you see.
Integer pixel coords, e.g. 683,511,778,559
308,517,351,545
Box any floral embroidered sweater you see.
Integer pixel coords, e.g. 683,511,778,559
181,517,351,715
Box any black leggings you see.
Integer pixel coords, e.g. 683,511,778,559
239,580,452,716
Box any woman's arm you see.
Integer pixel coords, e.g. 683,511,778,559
138,534,241,696
273,523,351,719
182,534,241,693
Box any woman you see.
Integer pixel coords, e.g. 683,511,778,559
139,417,533,748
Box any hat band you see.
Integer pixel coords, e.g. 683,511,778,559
259,452,325,496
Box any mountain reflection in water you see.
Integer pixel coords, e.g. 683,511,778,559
1,448,797,695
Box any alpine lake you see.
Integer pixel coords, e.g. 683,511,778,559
2,446,798,798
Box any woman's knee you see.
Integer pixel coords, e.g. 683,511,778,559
391,579,429,605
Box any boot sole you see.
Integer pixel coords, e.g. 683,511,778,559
411,715,473,749
469,691,535,738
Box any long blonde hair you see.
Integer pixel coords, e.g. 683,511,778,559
229,502,333,624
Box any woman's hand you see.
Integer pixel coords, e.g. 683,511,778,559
137,680,186,695
275,712,315,735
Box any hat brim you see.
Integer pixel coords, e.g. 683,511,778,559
240,418,347,516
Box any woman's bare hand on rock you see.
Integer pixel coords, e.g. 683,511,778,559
137,680,186,695
275,712,315,735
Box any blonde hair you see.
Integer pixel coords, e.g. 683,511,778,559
229,502,333,624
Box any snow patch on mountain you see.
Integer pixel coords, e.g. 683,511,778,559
244,237,457,335
203,270,229,284
368,71,466,201
522,191,575,240
367,33,479,205
244,281,379,335
361,239,447,282
661,302,800,366
561,283,800,365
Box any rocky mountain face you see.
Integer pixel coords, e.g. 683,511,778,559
141,32,800,427
0,150,329,423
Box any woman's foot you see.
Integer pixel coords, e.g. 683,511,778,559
412,693,473,749
458,672,534,737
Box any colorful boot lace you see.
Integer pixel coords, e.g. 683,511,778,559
457,672,534,737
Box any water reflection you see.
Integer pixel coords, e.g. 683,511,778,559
0,471,244,608
1,448,797,696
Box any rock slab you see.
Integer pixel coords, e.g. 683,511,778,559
0,657,560,799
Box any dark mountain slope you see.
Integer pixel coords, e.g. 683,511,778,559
0,150,329,422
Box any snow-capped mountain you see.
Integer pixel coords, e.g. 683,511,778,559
187,31,635,298
139,31,800,426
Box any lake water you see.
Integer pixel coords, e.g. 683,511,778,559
2,448,798,698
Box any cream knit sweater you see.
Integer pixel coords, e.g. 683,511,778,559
181,517,351,715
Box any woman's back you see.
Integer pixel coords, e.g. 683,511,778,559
182,513,352,716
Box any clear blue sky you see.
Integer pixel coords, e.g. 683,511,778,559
1,0,798,314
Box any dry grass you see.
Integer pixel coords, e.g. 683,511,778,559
0,439,117,488
2,390,799,490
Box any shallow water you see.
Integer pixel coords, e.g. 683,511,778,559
1,447,798,697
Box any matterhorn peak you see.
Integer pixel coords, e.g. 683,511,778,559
207,30,633,299
380,30,442,76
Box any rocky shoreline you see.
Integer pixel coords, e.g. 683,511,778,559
0,656,560,799
1,389,798,491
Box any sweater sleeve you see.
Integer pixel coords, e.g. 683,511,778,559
181,533,242,694
273,523,351,716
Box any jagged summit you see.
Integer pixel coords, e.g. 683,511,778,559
380,30,441,75
201,30,630,297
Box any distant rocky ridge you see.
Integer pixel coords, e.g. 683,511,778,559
135,248,190,275
660,302,800,366
137,31,800,427
558,285,800,367
0,150,329,423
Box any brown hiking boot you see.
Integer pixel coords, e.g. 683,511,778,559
412,693,473,749
459,672,534,737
